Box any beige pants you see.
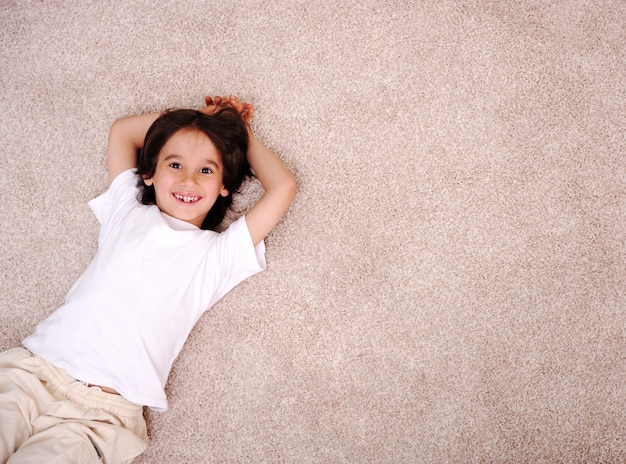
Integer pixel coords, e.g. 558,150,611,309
0,348,148,464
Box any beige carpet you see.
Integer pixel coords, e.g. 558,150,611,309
1,1,625,462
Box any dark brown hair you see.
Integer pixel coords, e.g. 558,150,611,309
136,108,250,230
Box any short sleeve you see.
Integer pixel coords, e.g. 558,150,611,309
88,169,139,226
88,169,140,247
208,215,267,304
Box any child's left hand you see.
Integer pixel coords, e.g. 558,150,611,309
203,95,254,124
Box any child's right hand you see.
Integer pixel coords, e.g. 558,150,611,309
217,94,296,247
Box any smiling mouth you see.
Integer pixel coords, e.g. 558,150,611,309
173,193,202,204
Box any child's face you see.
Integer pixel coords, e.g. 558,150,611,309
143,128,228,227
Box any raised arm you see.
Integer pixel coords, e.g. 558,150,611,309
207,96,297,246
107,112,162,183
244,130,297,246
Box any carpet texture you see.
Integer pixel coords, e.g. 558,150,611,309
1,1,625,462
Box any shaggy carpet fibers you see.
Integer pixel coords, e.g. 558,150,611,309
1,1,624,462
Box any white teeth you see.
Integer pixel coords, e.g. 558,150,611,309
175,194,199,203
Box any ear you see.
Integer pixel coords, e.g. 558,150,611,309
143,175,154,187
220,186,229,197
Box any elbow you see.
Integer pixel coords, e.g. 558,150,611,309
108,118,130,149
273,173,297,210
109,117,128,136
285,173,297,204
108,118,121,141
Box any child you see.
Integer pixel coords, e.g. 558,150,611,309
0,95,297,463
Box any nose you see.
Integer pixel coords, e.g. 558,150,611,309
180,169,198,186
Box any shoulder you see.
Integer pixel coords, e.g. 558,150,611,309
109,168,139,190
212,215,266,270
89,169,140,224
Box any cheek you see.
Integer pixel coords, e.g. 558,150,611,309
151,170,173,187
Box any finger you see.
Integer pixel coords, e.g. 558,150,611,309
242,103,254,123
227,95,244,112
200,104,218,115
229,96,252,119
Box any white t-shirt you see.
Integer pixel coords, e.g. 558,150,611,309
24,169,266,411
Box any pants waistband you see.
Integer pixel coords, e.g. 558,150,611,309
34,354,144,419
